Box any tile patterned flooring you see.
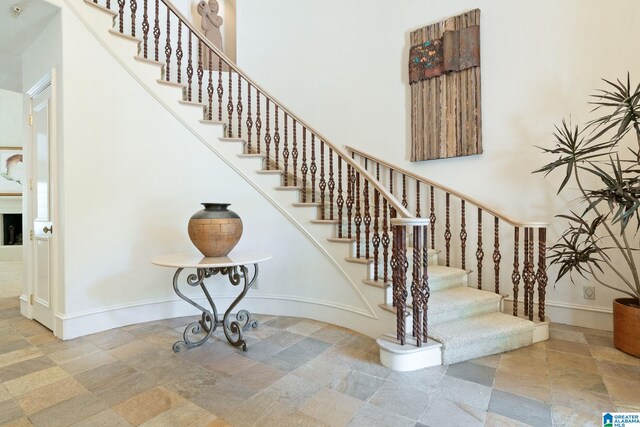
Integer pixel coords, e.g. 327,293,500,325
0,296,638,426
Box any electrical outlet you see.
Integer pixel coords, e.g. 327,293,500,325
583,286,595,300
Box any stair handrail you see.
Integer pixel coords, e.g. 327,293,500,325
149,0,412,220
346,146,548,228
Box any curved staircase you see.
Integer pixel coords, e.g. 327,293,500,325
71,0,549,370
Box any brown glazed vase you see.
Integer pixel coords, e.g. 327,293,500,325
188,203,243,257
613,298,640,358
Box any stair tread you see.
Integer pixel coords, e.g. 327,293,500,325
429,287,502,315
429,312,534,347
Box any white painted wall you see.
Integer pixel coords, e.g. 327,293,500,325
236,0,640,327
26,0,362,339
0,88,23,148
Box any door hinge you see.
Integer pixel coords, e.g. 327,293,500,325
29,294,34,305
30,230,34,240
29,179,33,191
29,115,33,126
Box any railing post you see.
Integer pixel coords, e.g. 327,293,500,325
512,226,521,316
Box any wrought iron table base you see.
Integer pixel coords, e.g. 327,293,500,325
171,264,259,352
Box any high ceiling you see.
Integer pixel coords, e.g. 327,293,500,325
0,0,59,92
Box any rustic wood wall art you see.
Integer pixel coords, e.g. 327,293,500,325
409,9,482,161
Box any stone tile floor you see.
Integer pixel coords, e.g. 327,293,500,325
0,295,638,426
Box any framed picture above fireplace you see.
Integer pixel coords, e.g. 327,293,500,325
0,147,24,196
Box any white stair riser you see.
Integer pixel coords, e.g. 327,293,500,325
429,298,501,326
382,271,468,305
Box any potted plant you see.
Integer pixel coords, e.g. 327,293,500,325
535,74,639,357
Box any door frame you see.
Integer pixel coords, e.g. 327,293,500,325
24,69,60,337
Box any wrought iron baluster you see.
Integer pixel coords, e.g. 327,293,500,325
187,32,194,101
207,53,213,120
264,99,271,169
217,57,223,121
197,40,203,103
429,186,436,249
512,227,521,316
392,223,408,344
301,128,307,200
346,164,354,238
237,75,242,138
246,82,252,152
537,228,547,321
153,0,160,61
310,135,316,201
476,208,484,289
523,227,530,317
130,0,137,36
493,217,501,294
227,66,234,137
283,113,289,185
164,8,171,81
527,228,535,320
445,193,451,266
416,182,421,217
382,198,389,282
363,179,371,258
336,157,344,238
118,0,125,33
255,92,261,153
273,107,280,168
460,200,467,270
142,0,149,57
402,175,408,208
412,226,421,344
354,172,362,258
175,22,182,83
328,150,335,219
319,141,326,219
292,120,298,186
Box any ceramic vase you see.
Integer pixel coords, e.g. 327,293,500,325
188,203,243,257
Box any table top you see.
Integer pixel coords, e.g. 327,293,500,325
151,251,272,268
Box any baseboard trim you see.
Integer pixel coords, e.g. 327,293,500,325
56,293,377,339
503,297,613,332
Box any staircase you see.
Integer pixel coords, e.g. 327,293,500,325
73,0,549,370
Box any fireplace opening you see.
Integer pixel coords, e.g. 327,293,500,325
2,214,22,246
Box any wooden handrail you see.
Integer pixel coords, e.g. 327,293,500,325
346,146,548,228
157,0,412,219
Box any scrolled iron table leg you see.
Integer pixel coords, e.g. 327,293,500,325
171,267,220,352
222,264,260,351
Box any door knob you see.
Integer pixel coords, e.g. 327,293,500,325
43,226,53,234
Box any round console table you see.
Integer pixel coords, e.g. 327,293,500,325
151,251,272,352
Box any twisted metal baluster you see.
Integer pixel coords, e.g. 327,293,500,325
523,227,530,317
429,186,436,249
283,113,289,185
310,135,316,201
460,200,467,270
493,217,502,294
422,225,430,342
142,0,149,57
537,228,548,321
207,53,213,120
237,75,242,138
402,175,408,208
217,57,223,121
264,99,271,169
164,8,171,81
393,224,408,344
363,179,371,258
227,66,234,137
255,92,261,153
301,128,307,200
118,0,125,33
354,172,362,258
512,227,521,316
328,150,335,219
412,226,421,344
336,157,344,238
273,107,280,168
130,0,137,36
319,141,326,218
346,164,354,238
476,208,484,290
445,193,451,266
186,30,193,101
416,182,421,217
175,22,182,83
292,120,298,186
246,82,252,152
153,0,160,61
197,40,203,103
373,185,380,280
382,197,389,282
527,228,535,320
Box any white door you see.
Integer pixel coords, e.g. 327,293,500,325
30,84,54,330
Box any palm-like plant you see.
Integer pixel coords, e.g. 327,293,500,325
535,74,640,303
